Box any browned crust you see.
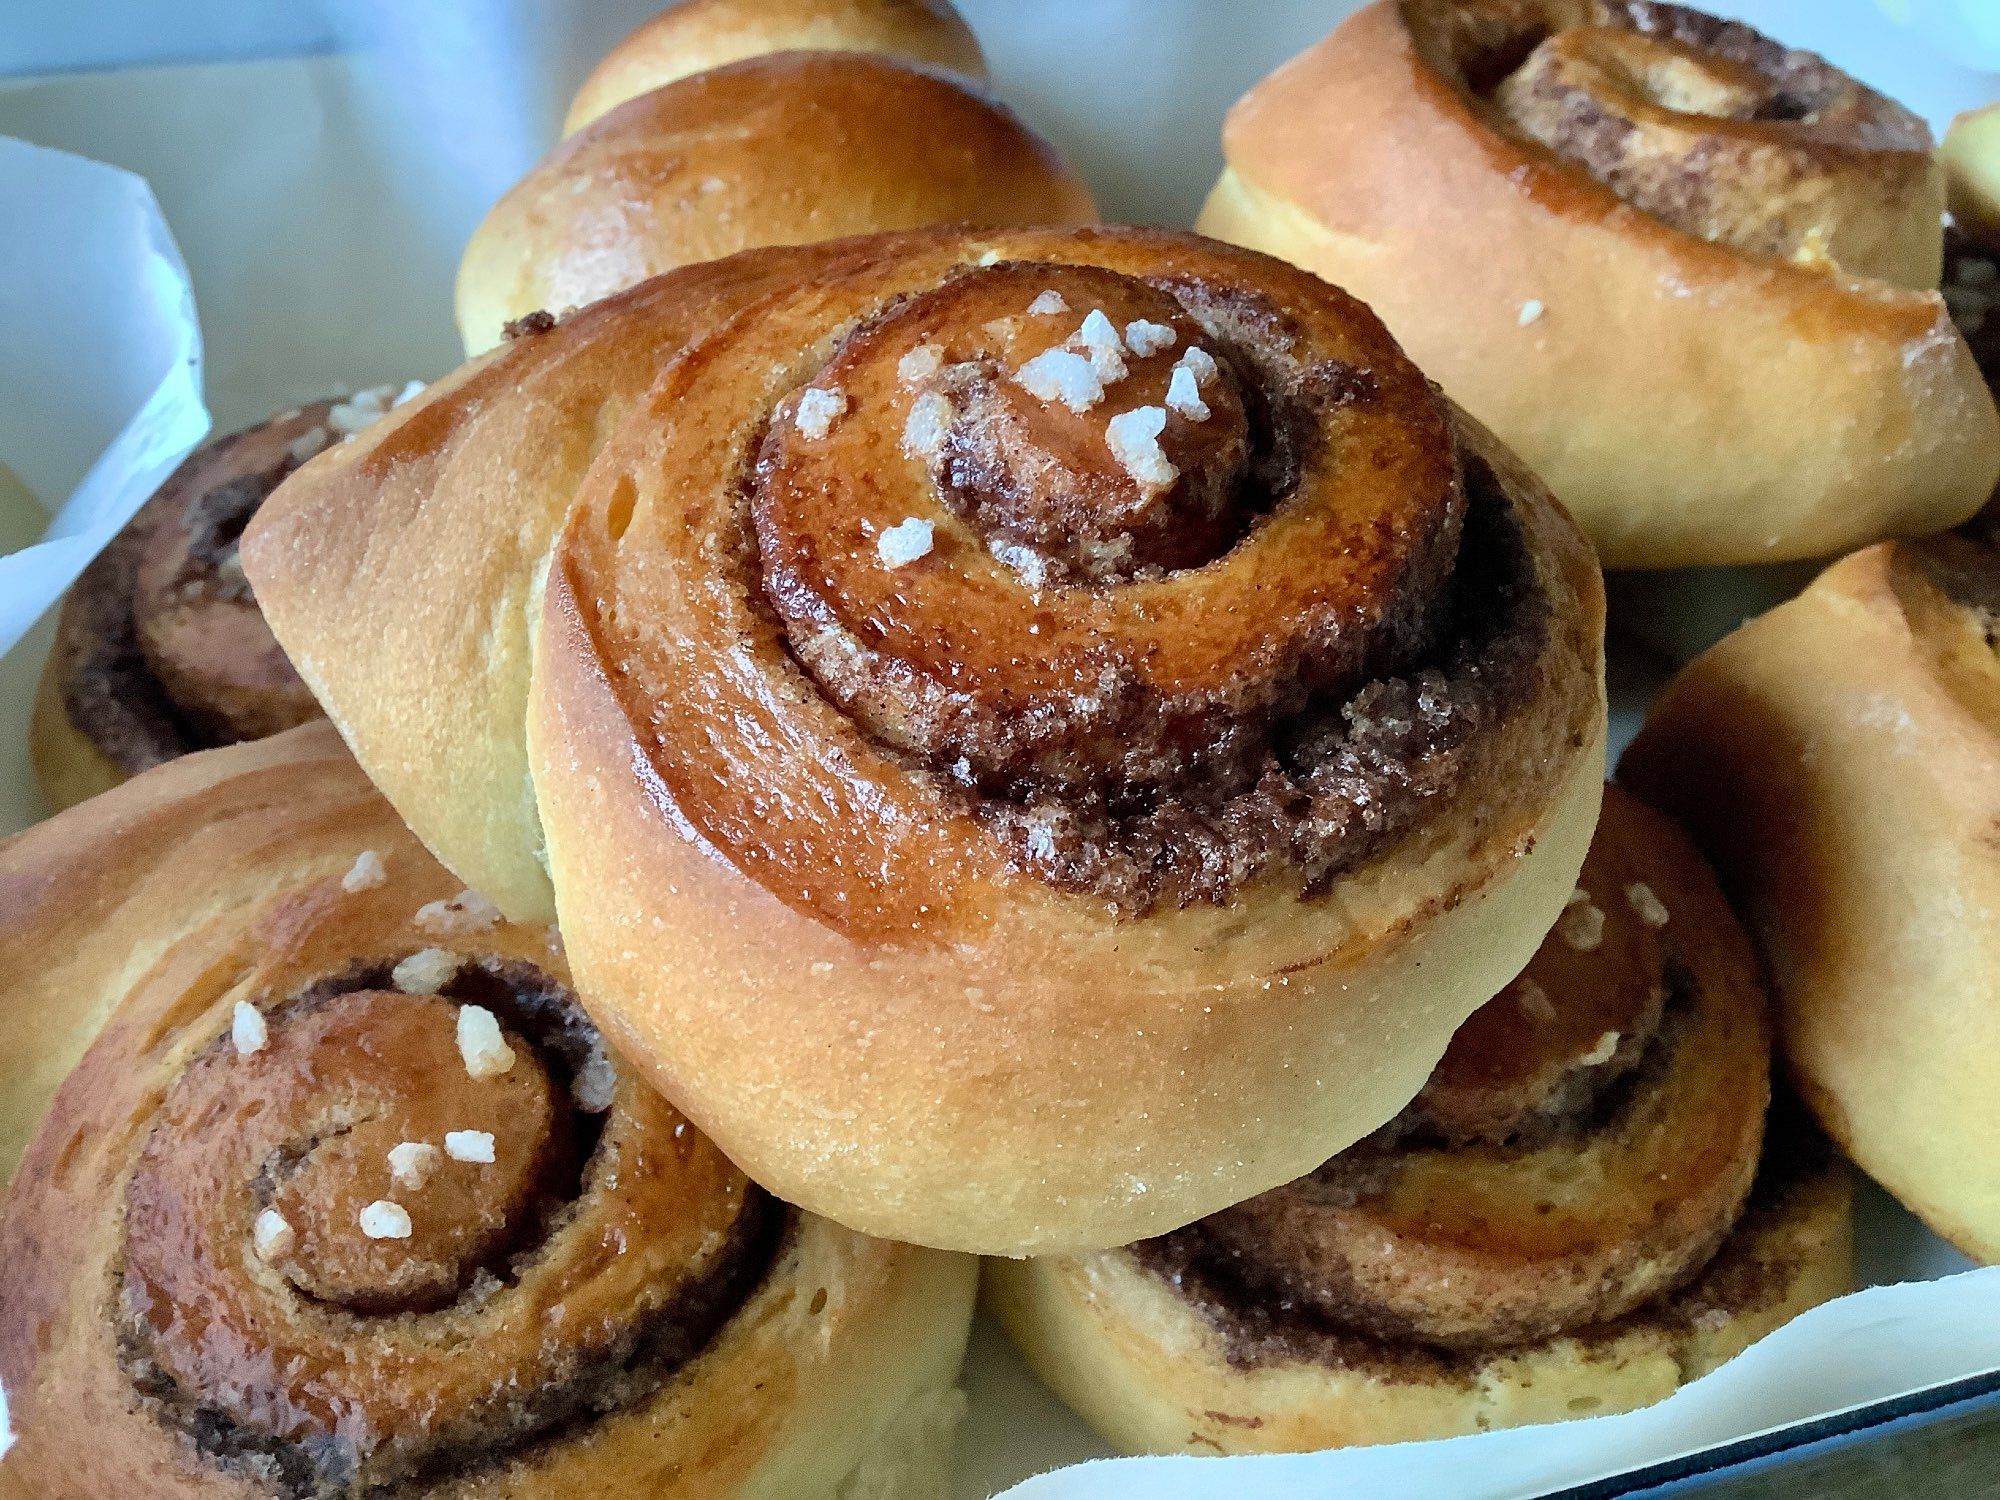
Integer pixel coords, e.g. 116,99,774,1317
1199,0,1999,568
457,51,1097,353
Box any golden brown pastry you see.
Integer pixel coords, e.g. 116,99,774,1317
455,0,1094,353
987,786,1851,1454
563,0,986,132
247,226,1607,1256
1198,0,1999,570
1624,514,2000,1264
28,390,417,812
0,722,976,1498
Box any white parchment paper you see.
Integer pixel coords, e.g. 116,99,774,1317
0,3,1994,1495
0,138,204,656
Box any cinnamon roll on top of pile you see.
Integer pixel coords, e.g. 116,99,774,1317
29,388,418,812
246,226,1605,1256
988,787,1852,1455
1200,0,1999,569
0,723,976,1499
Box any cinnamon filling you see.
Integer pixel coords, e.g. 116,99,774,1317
1135,1113,1828,1381
116,959,775,1496
748,260,1549,910
1133,788,1773,1357
1410,1,1940,287
58,402,342,773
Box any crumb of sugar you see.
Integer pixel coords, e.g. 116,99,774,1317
877,517,935,568
1624,881,1670,928
1518,299,1545,326
1165,364,1210,421
1175,346,1218,386
572,1052,617,1113
1557,889,1606,952
388,1141,441,1192
456,1005,516,1080
359,1200,412,1240
897,343,944,384
902,391,954,459
794,387,848,440
1515,980,1556,1023
1073,310,1128,383
253,1208,294,1260
1027,289,1069,316
415,890,501,938
1124,319,1176,357
341,850,387,893
445,1130,497,1164
287,427,330,465
392,947,459,995
1105,406,1178,491
232,1001,268,1056
1015,348,1105,412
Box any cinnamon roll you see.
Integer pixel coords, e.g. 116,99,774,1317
1198,0,1999,569
1625,511,2000,1264
245,226,1606,1255
987,786,1852,1454
29,391,416,813
454,0,1094,353
563,0,987,133
0,722,976,1497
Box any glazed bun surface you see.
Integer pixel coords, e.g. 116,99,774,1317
1199,0,1998,569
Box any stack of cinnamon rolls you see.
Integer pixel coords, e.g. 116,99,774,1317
3,0,1996,1492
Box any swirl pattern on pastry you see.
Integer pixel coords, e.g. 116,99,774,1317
987,787,1852,1453
1198,1,1996,570
559,232,1561,916
30,391,413,811
246,227,1605,1255
0,725,976,1498
1440,0,1943,287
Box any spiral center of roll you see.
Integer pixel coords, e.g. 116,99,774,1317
886,264,1257,583
116,956,769,1493
751,253,1464,836
249,990,569,1314
1432,0,1942,287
